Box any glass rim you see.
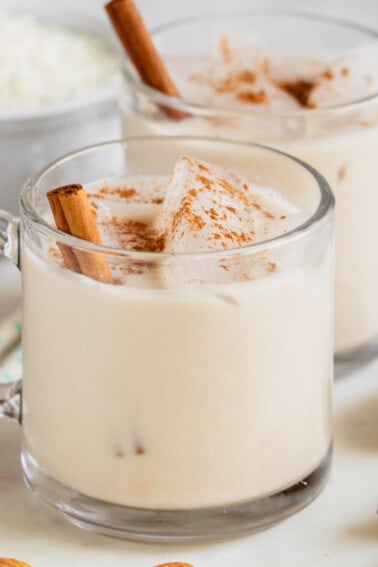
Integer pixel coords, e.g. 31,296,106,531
122,9,378,117
20,135,334,260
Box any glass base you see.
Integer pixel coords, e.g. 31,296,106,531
22,448,332,543
335,338,378,379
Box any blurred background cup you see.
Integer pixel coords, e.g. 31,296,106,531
120,11,378,372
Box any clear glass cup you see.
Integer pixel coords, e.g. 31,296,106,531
120,11,378,375
0,137,334,542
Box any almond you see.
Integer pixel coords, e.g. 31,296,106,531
0,560,32,567
155,563,194,567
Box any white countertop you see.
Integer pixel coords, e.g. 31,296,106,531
0,260,377,566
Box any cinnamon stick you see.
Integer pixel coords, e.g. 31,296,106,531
105,0,188,120
47,185,112,284
0,560,33,567
47,191,81,274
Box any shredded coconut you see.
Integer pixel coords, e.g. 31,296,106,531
0,13,120,110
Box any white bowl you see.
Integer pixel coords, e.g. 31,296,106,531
0,0,121,213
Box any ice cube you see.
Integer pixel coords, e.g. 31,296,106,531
308,42,378,108
212,31,310,111
158,156,256,253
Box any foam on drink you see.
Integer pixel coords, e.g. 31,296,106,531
167,33,378,111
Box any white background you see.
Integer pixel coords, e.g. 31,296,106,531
65,0,378,28
8,0,375,29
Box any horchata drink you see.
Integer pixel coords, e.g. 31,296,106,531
15,138,334,541
116,9,378,362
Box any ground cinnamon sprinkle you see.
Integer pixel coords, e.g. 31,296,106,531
219,263,230,271
217,178,250,207
90,183,168,206
236,89,267,104
192,214,206,230
222,229,250,243
171,195,206,234
236,70,256,83
278,79,315,107
214,77,235,94
264,211,274,219
135,442,145,455
198,163,210,173
215,70,256,93
338,165,347,181
198,175,213,190
121,264,145,276
235,253,279,282
323,69,334,80
101,216,165,253
204,207,219,221
218,33,233,63
100,187,138,199
252,202,274,219
189,67,260,100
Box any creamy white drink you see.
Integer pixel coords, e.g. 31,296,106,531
22,157,332,509
121,33,378,355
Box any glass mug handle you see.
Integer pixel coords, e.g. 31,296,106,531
0,209,20,266
0,209,22,422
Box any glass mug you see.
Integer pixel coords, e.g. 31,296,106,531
120,11,378,375
0,137,334,542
